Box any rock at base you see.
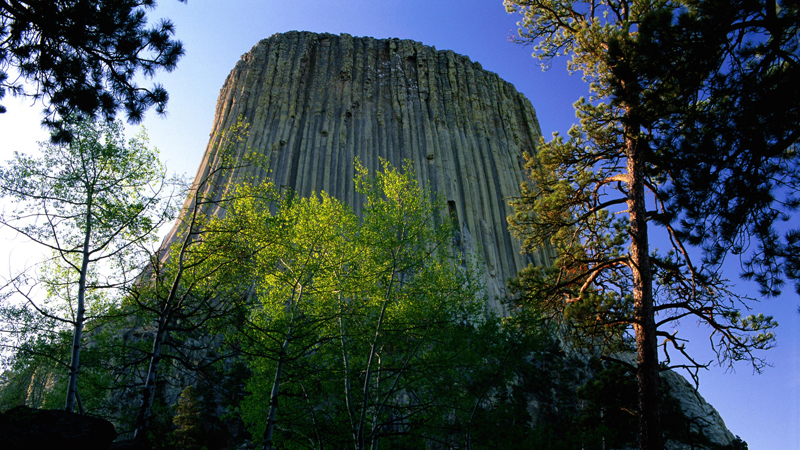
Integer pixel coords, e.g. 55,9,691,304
0,405,117,450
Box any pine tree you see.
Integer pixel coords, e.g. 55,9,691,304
171,386,207,450
504,1,795,448
0,0,185,141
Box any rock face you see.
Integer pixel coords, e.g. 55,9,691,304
178,30,554,314
612,353,737,449
166,31,737,447
661,369,737,448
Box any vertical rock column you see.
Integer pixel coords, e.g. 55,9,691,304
175,31,553,313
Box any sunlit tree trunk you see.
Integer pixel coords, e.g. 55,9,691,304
625,123,662,450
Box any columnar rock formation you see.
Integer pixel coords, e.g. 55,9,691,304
159,31,737,447
179,30,554,313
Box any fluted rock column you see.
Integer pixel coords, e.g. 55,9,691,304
174,31,554,314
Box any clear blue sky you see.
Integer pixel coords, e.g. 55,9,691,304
0,1,797,448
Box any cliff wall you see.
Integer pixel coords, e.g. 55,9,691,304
172,31,554,313
155,31,737,448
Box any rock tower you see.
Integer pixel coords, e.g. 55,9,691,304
158,32,736,446
177,31,553,313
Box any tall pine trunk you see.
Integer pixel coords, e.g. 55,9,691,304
625,125,662,450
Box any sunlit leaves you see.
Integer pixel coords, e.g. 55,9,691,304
227,160,486,449
0,118,181,411
0,119,180,283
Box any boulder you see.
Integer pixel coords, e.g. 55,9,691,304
0,405,117,450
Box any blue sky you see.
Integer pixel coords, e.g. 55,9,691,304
0,1,797,448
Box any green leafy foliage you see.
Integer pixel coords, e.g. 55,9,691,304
221,160,494,449
123,117,275,440
0,118,181,412
171,386,207,450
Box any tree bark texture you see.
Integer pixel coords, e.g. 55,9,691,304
65,197,93,413
625,125,662,450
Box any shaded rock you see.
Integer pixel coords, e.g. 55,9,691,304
109,438,151,450
0,405,117,450
613,352,736,448
662,368,736,448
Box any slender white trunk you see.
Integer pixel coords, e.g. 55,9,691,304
263,285,302,450
356,274,395,450
65,196,92,413
133,309,171,439
338,301,357,443
134,207,196,439
263,331,291,450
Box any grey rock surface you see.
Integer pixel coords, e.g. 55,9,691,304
662,368,736,448
161,31,738,446
165,31,555,314
613,352,736,448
